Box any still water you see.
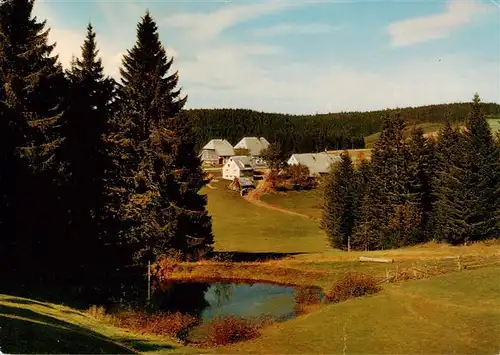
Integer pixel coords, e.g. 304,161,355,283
151,281,323,322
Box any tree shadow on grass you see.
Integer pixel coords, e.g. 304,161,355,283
1,297,55,309
0,304,135,354
116,337,174,352
215,251,309,262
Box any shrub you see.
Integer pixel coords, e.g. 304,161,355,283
116,311,198,341
200,316,260,346
326,272,381,303
152,256,181,281
294,286,323,315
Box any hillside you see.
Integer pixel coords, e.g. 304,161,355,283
187,102,500,154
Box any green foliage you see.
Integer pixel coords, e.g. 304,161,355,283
187,103,500,155
63,23,118,277
321,151,360,250
107,11,212,264
282,164,311,189
432,95,500,244
353,113,423,250
260,142,286,171
0,0,69,274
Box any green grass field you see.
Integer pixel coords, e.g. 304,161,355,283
203,179,329,253
219,265,500,354
0,294,198,354
260,189,323,219
2,265,499,354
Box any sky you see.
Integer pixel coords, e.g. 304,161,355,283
33,0,500,114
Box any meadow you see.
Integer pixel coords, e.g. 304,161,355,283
2,159,500,354
203,178,328,254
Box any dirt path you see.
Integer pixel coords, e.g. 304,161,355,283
243,179,320,221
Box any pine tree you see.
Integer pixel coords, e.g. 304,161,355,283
0,0,68,274
167,111,214,259
63,23,117,275
430,119,469,243
462,94,500,241
353,113,421,249
321,151,358,250
405,126,436,240
112,11,212,264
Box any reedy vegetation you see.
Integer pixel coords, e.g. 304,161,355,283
322,95,500,250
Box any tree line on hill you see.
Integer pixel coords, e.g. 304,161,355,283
0,1,212,298
186,103,499,155
322,95,500,250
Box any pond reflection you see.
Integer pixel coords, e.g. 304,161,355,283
151,281,323,323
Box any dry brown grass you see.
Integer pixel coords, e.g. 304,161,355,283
86,306,198,342
156,241,500,292
197,316,263,346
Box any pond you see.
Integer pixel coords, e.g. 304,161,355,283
149,280,325,322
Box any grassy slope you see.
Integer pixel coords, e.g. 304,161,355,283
203,179,329,253
260,189,323,220
365,119,499,148
0,295,200,355
219,265,500,354
365,122,444,148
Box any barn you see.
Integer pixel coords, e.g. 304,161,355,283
199,139,235,165
233,137,270,166
287,152,341,177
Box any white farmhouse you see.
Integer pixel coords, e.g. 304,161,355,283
233,137,270,165
287,152,341,177
222,156,254,180
199,139,235,165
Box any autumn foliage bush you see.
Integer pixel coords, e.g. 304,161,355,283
115,311,198,341
326,272,381,303
200,316,261,346
294,286,323,315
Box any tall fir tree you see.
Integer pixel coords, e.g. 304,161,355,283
433,96,500,244
63,23,117,276
110,11,212,264
321,151,358,250
462,94,500,241
353,113,421,249
430,119,469,243
0,0,68,275
405,126,436,240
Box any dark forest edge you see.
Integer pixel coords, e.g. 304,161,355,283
186,103,500,154
321,95,500,250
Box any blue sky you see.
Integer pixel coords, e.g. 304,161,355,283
34,0,499,114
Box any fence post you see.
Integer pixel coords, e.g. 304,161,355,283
147,260,151,305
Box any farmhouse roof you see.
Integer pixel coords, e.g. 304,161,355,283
201,139,235,156
289,152,341,175
235,137,270,156
230,155,254,170
238,177,254,187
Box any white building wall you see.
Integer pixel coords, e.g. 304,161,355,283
222,160,242,180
